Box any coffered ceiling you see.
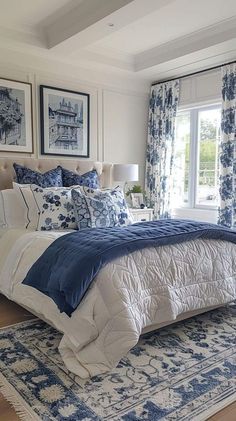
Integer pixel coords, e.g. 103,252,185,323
0,0,236,82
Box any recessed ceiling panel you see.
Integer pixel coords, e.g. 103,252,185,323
91,0,236,54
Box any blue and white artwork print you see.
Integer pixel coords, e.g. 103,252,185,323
41,86,89,158
0,78,33,153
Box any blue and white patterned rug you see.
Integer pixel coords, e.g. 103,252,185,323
1,305,236,421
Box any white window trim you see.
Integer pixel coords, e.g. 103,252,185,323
173,207,217,224
174,102,221,216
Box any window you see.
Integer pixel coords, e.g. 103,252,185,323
173,105,221,209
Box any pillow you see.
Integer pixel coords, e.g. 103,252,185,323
79,186,133,226
13,163,63,187
13,182,39,230
60,167,99,189
71,189,118,229
0,189,27,229
30,185,77,231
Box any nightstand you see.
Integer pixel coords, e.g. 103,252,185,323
130,208,153,222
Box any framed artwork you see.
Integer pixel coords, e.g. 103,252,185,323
40,85,90,158
0,78,33,153
131,193,144,208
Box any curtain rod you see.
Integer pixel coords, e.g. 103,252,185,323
151,59,236,86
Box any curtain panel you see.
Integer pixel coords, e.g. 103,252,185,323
218,63,236,228
145,80,180,219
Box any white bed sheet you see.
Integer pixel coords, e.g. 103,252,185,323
0,228,7,238
0,229,236,378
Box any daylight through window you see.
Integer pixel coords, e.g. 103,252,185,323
173,105,221,209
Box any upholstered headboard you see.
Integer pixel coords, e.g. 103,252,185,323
0,158,113,190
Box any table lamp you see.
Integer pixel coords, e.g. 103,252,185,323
113,164,139,188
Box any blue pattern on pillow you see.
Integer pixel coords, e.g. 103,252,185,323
31,185,77,231
79,186,133,226
71,189,118,229
60,167,99,188
13,164,63,187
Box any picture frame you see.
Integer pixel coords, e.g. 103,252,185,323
0,77,33,153
40,85,90,158
131,193,144,208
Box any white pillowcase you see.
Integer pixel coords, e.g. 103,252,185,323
13,182,39,229
0,189,27,229
13,182,81,230
30,185,78,231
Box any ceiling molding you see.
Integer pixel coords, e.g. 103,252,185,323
45,0,134,49
45,0,176,53
1,0,236,83
71,50,134,71
0,25,46,48
134,17,236,72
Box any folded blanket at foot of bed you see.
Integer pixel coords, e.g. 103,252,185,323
22,219,236,316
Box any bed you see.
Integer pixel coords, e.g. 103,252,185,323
0,157,236,379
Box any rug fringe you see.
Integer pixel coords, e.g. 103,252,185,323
0,373,41,421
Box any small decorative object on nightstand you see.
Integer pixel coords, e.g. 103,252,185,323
130,208,153,222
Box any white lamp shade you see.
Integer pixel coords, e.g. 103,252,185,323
113,164,139,182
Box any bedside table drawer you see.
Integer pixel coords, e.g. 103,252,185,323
130,208,153,222
134,212,152,222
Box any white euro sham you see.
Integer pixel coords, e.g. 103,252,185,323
0,189,27,229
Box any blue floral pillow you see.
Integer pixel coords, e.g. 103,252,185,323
13,164,63,187
60,167,99,189
31,185,77,231
79,186,133,226
71,189,118,229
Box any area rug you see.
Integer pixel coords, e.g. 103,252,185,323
1,305,236,421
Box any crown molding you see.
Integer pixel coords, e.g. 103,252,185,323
45,0,176,53
135,17,236,72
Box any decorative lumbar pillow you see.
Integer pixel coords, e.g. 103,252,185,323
71,188,118,229
30,185,77,231
13,163,63,187
79,186,133,226
60,167,99,189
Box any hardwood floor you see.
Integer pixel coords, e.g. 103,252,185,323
0,294,236,421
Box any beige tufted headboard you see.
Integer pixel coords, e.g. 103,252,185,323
0,158,113,190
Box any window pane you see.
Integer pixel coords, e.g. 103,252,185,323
196,108,221,207
173,112,190,207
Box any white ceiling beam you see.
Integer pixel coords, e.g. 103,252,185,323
45,0,176,53
135,17,236,72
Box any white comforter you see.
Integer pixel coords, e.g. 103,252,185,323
0,229,236,378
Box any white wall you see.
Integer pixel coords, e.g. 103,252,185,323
0,48,149,186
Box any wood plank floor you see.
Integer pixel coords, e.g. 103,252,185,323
0,294,236,421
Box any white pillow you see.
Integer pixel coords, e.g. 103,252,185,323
0,193,5,228
13,182,81,230
13,182,38,229
0,189,27,229
30,185,77,231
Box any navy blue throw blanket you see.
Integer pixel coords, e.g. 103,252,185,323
23,219,236,316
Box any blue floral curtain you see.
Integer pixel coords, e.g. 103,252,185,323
145,80,180,219
218,63,236,228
